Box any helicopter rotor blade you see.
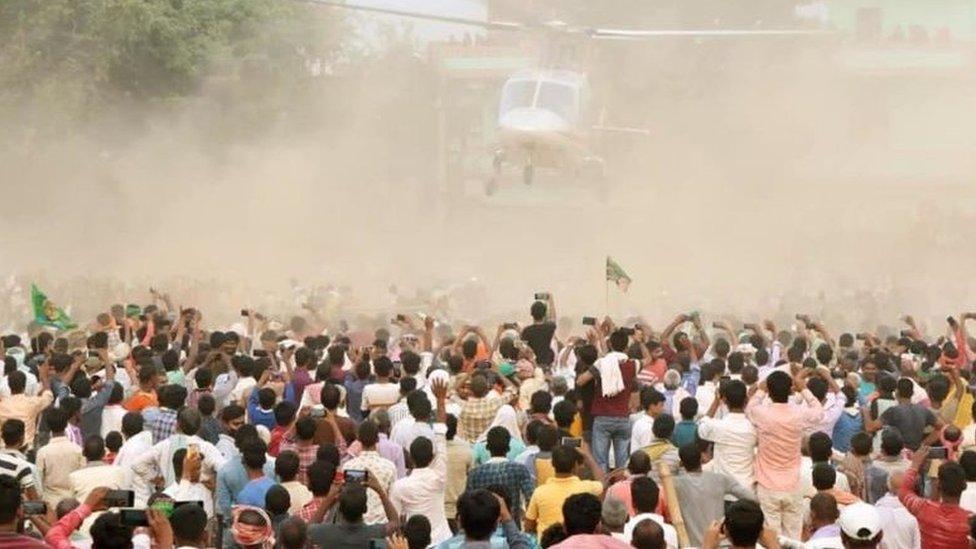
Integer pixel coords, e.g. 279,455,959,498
298,0,525,32
586,28,833,39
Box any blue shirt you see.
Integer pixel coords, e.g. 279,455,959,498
236,476,276,507
247,390,276,431
216,458,277,519
345,374,368,423
473,439,526,465
672,420,698,448
832,410,864,453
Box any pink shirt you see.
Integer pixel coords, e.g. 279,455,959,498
746,389,823,492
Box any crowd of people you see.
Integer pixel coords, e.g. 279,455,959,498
1,291,976,549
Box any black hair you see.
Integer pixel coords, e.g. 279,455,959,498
809,432,833,462
651,414,675,440
678,443,701,471
307,460,335,497
807,377,828,402
537,424,559,452
850,432,873,456
83,435,106,462
725,500,764,547
486,426,511,457
811,463,836,490
45,406,70,433
241,439,268,470
530,301,547,321
320,383,341,410
338,484,369,523
0,419,24,448
960,451,976,482
358,419,379,447
640,387,665,411
177,408,201,436
198,393,215,416
561,492,602,536
551,445,579,474
6,371,26,394
678,397,698,420
939,461,966,499
608,330,629,353
399,376,418,396
766,371,792,403
276,450,300,482
295,416,317,441
728,352,745,374
721,379,748,409
896,377,914,400
552,400,577,429
265,484,291,516
278,517,308,549
374,356,394,377
121,412,144,439
407,390,432,421
171,501,208,545
457,489,501,541
0,475,20,524
90,511,134,549
410,436,435,469
402,515,432,549
627,451,651,475
446,414,458,441
316,444,340,468
221,403,246,423
880,430,904,456
631,518,665,549
631,476,660,513
530,390,553,415
105,431,123,453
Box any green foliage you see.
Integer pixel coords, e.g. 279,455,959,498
0,0,345,138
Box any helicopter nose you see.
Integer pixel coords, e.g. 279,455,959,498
499,108,570,133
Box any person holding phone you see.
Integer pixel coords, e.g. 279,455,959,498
521,294,557,367
897,444,971,549
306,467,400,549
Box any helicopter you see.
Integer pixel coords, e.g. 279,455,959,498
303,1,829,195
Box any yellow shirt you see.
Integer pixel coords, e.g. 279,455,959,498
535,457,555,487
525,475,603,536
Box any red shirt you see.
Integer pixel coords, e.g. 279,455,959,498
268,425,288,457
899,468,972,549
590,359,636,418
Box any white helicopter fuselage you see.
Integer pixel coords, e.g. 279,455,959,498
493,69,593,172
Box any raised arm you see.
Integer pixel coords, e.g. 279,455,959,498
712,320,739,348
660,314,688,349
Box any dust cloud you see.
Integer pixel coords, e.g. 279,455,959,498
1,4,975,333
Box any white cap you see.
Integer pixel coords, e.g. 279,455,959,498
838,502,881,541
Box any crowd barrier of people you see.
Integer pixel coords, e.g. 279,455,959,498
1,291,975,549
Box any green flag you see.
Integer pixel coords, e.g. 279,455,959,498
606,256,631,292
30,284,77,330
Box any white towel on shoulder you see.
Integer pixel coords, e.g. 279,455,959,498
596,352,627,397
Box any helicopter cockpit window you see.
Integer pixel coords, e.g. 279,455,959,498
536,82,579,124
499,80,536,115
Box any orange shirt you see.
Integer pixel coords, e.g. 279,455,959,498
124,391,158,412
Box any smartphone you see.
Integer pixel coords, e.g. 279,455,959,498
23,501,47,516
534,292,550,301
396,314,406,322
344,469,369,484
620,327,635,337
502,322,518,330
240,309,249,317
561,437,582,448
104,489,135,508
253,349,268,358
720,375,732,381
120,509,149,527
582,316,597,326
928,447,949,460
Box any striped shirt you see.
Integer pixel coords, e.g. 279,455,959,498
0,450,35,490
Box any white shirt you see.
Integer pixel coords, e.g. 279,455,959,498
623,512,678,549
70,462,127,502
875,493,921,549
100,405,127,439
697,412,757,491
630,414,655,450
114,431,155,506
799,456,849,498
130,434,227,488
281,480,314,514
0,371,38,397
164,479,214,517
809,392,846,437
390,423,451,544
961,481,976,513
695,382,717,419
390,416,435,451
361,382,400,411
230,377,257,406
